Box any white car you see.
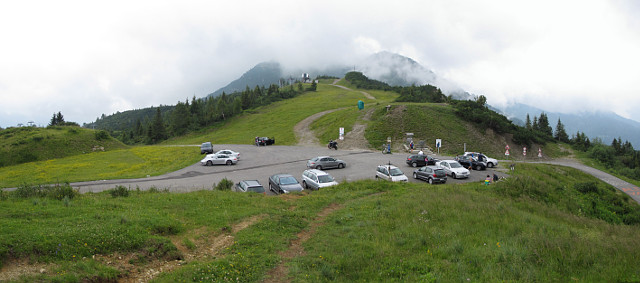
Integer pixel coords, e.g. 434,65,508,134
464,152,498,168
375,164,408,182
215,149,240,160
200,154,238,166
436,160,470,179
301,169,339,190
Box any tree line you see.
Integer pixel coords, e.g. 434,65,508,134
92,83,308,145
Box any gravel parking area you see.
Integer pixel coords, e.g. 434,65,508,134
73,144,508,194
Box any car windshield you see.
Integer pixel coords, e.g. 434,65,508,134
389,168,404,176
311,157,319,162
247,186,265,193
450,162,462,168
318,175,335,183
434,169,445,175
280,176,298,185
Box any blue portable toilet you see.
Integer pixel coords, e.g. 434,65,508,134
357,100,364,110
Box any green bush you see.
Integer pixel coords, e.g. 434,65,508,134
109,185,130,197
215,178,233,191
94,130,111,141
48,183,77,200
574,181,600,194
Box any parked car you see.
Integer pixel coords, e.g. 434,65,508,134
200,154,238,166
200,142,213,154
255,137,275,146
455,155,487,170
234,180,265,194
301,169,339,190
405,154,436,167
269,173,304,194
413,166,447,184
436,160,470,179
306,156,346,170
375,164,408,182
464,152,499,168
215,149,240,160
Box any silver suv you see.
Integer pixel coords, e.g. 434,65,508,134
301,169,339,190
375,164,408,182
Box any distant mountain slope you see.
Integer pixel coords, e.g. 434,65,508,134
357,51,472,100
498,103,640,147
208,61,283,97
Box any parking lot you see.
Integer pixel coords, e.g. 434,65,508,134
73,144,508,194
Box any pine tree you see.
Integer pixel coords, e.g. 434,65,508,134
554,118,569,143
147,108,167,143
525,114,531,130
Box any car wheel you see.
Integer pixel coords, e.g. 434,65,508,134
338,163,344,169
451,173,456,179
413,172,418,179
412,162,417,167
302,181,308,189
226,160,232,165
488,162,494,168
428,178,434,185
206,160,213,166
474,165,480,170
316,165,322,170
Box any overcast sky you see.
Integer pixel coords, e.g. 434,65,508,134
1,0,639,127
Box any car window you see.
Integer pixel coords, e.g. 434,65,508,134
328,158,335,161
318,175,334,183
434,169,445,175
247,186,265,193
389,168,404,176
279,176,298,185
450,162,462,168
311,157,319,162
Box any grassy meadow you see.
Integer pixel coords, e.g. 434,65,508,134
0,146,201,188
0,126,126,167
1,164,639,282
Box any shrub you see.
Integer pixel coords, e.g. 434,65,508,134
94,130,111,141
215,178,234,191
109,185,130,197
574,182,600,194
48,183,77,200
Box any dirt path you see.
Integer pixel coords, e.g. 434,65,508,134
262,203,342,283
294,109,343,146
0,215,265,283
339,107,375,150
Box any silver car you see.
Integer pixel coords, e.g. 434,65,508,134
306,156,346,170
302,169,339,190
200,154,238,166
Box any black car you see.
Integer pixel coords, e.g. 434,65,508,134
406,154,436,167
413,166,447,184
255,137,275,146
268,174,303,194
455,155,487,170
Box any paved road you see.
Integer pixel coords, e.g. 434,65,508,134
72,144,505,194
533,159,640,204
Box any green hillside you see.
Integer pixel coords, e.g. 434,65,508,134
0,126,127,167
1,164,638,282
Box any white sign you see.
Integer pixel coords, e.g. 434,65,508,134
435,139,442,148
523,146,527,156
538,148,542,158
339,127,344,140
505,149,510,156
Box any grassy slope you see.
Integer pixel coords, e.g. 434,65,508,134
1,165,639,282
0,146,202,188
0,126,127,167
164,83,395,146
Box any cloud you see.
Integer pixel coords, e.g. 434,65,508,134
1,0,639,127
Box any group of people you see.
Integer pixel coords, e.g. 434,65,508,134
484,173,500,185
